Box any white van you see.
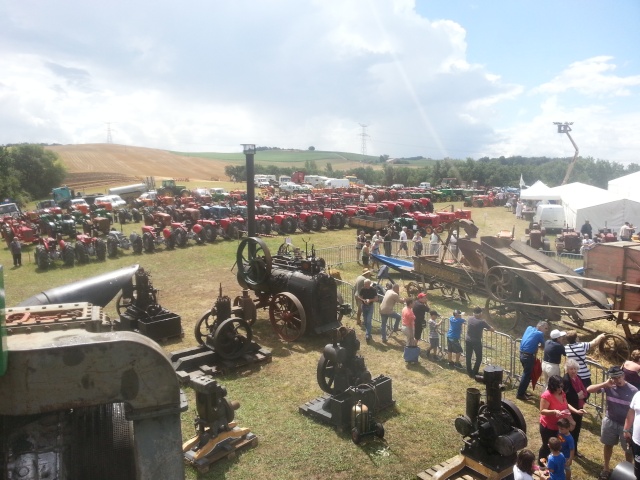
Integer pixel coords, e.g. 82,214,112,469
324,178,350,189
419,182,431,189
533,204,565,233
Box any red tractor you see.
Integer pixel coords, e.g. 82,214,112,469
555,228,582,254
35,236,75,269
1,217,39,246
73,234,107,263
435,210,458,231
272,210,298,234
209,206,245,240
298,209,324,232
379,200,405,217
322,208,346,229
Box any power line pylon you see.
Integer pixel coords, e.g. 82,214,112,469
106,122,114,144
358,123,369,161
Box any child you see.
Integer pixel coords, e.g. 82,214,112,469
547,436,566,480
556,418,575,480
513,449,536,480
426,310,442,360
401,298,417,347
446,310,465,368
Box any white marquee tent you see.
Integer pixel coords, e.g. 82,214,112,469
547,182,640,232
518,181,561,201
608,171,640,202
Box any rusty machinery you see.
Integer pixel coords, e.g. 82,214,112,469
182,376,257,474
299,327,394,435
0,267,257,478
235,237,350,341
447,366,527,477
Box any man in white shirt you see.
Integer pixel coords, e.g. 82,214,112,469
379,284,403,343
397,226,409,255
429,231,440,255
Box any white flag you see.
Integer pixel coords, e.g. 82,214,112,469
519,174,525,188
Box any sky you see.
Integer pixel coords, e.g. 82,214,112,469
1,0,639,163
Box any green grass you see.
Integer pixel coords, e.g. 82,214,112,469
0,203,618,479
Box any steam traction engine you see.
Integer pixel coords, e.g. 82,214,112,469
235,237,349,341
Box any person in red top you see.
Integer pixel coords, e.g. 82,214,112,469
539,375,584,465
401,298,417,347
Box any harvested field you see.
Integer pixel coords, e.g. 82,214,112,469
47,143,230,190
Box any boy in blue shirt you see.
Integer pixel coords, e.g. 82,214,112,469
557,418,575,480
547,436,566,480
446,310,465,368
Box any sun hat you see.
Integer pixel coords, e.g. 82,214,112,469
607,366,624,378
550,329,567,340
453,309,464,316
362,269,372,276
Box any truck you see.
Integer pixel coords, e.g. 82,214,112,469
107,183,148,203
324,178,350,189
278,175,292,184
305,175,329,187
158,179,189,197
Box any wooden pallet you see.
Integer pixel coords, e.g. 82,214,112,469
417,455,546,479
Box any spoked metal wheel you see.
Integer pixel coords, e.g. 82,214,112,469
116,291,136,315
598,334,631,365
405,281,422,297
212,317,253,359
317,353,337,394
269,292,307,341
484,298,520,331
236,237,272,288
194,310,222,346
485,266,517,302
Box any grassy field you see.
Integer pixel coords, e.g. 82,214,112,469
0,203,619,479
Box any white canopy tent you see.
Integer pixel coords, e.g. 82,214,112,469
608,171,640,202
518,181,561,201
548,182,640,232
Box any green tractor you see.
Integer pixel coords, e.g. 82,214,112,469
158,179,190,197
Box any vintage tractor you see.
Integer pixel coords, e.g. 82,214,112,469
209,206,245,240
1,217,39,246
38,211,78,239
73,234,107,263
555,227,582,254
297,209,324,232
140,224,175,252
235,237,349,341
523,222,551,251
322,208,346,229
271,210,298,235
34,236,75,269
158,178,190,197
106,229,133,258
232,205,274,235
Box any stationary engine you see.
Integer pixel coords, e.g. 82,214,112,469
453,366,528,473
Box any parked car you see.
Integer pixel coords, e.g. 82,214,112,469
95,194,127,209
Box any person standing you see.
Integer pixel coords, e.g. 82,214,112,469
429,230,440,256
10,236,22,267
401,298,417,347
623,349,640,389
358,278,378,342
361,240,371,267
564,330,606,392
426,310,442,360
412,231,423,256
542,330,567,388
563,359,588,458
465,307,494,378
370,230,383,268
355,230,366,262
515,200,524,219
397,226,409,255
623,390,640,479
619,221,634,241
446,310,466,368
412,292,429,343
383,229,393,256
353,269,372,326
517,321,549,401
579,220,592,239
379,284,403,343
587,366,637,478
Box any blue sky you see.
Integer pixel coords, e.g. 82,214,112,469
1,0,638,163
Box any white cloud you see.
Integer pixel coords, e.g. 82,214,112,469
0,0,638,164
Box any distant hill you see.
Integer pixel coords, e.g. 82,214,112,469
45,144,382,189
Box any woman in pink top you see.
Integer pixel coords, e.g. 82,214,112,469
401,298,417,347
539,374,584,463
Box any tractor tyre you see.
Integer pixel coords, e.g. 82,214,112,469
132,209,142,223
195,230,205,245
227,223,239,240
328,214,340,230
282,218,294,234
131,234,143,254
36,246,50,270
424,226,433,235
107,237,118,258
95,239,107,261
337,212,346,229
142,232,155,253
175,228,188,247
204,224,217,242
75,242,89,264
311,215,322,231
165,232,176,250
63,246,75,267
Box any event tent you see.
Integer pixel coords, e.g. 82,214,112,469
519,181,561,201
608,171,640,202
548,182,640,232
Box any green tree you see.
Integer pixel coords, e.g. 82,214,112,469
7,144,66,200
325,162,333,175
308,146,315,151
0,146,24,203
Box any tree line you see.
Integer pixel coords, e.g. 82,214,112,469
0,144,67,206
226,155,640,189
